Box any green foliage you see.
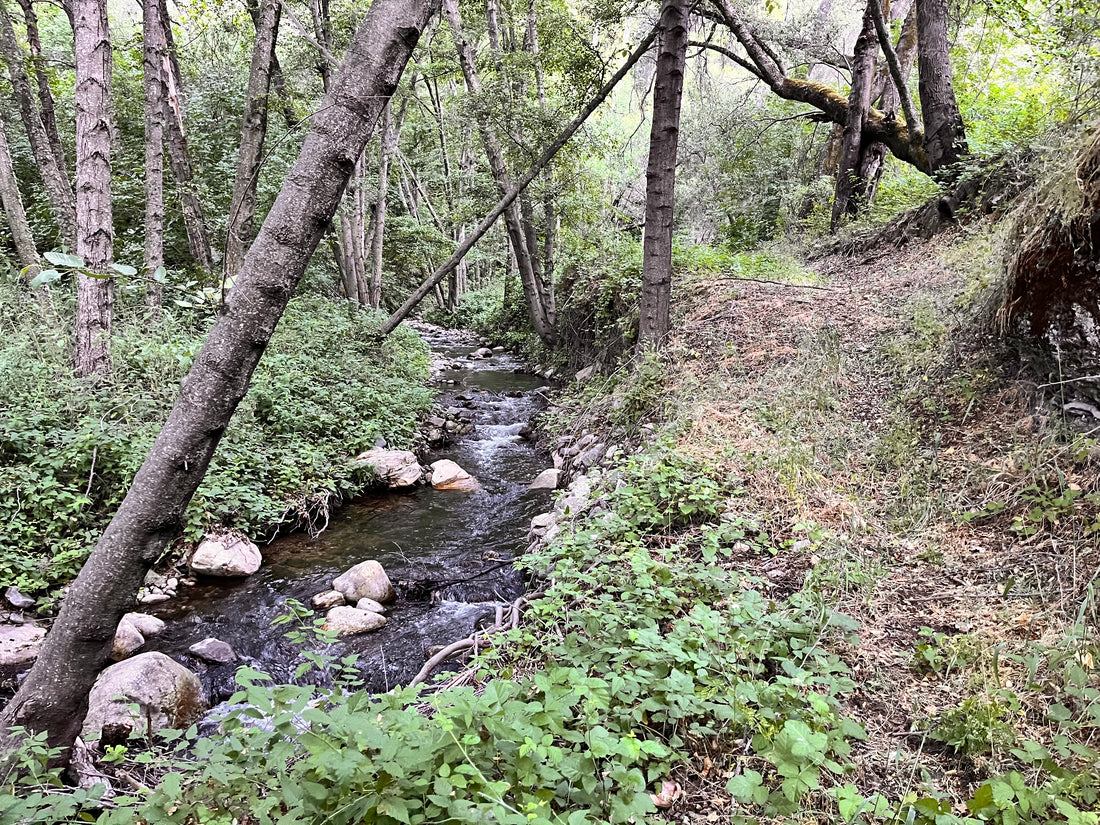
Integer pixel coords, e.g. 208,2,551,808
0,281,430,596
929,694,1019,756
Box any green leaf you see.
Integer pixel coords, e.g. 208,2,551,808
44,251,83,268
28,269,62,289
110,263,137,277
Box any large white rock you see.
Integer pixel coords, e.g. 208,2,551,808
0,624,45,667
123,612,166,638
311,590,345,609
528,468,559,490
332,560,395,603
82,652,206,742
190,535,262,577
355,448,424,488
112,619,145,661
188,638,236,664
429,459,479,491
322,606,387,637
355,597,387,614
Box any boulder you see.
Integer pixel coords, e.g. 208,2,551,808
333,560,395,603
112,619,146,661
575,365,598,383
4,586,35,610
322,606,387,637
0,624,45,668
474,347,493,358
528,468,559,490
355,448,424,488
311,590,345,609
491,346,505,353
123,612,166,638
430,459,479,491
82,652,206,743
355,597,387,614
189,638,237,665
191,535,262,578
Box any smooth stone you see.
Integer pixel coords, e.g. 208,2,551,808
354,448,423,488
0,624,45,667
322,606,387,637
4,587,35,610
474,347,493,358
528,468,559,490
191,535,262,577
139,591,172,606
311,590,345,609
82,652,206,743
189,637,237,664
354,597,386,614
333,560,395,603
112,619,146,661
575,365,598,382
491,346,505,353
430,459,479,491
123,613,166,638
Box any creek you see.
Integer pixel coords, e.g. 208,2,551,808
144,327,552,700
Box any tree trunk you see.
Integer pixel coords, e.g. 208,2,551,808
830,2,877,230
636,0,687,352
0,0,75,247
224,0,280,279
73,0,112,378
369,101,397,308
442,0,556,345
0,0,435,757
142,0,166,313
160,0,213,272
915,0,967,174
0,109,37,266
15,0,66,174
308,0,333,92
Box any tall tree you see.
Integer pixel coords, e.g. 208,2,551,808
0,109,38,266
224,0,282,279
142,0,166,313
915,0,967,174
831,3,878,229
637,0,688,351
15,0,66,174
72,0,112,378
369,101,398,308
0,0,75,247
0,0,437,756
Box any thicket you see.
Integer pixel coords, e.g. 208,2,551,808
0,273,431,598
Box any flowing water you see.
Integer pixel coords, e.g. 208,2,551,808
145,328,552,699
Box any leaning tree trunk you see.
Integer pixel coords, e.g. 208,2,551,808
369,101,397,308
0,0,436,758
73,0,113,378
15,0,66,174
442,0,556,345
0,109,38,266
0,0,75,247
830,2,877,230
916,0,967,174
224,0,280,279
160,0,213,272
636,0,687,351
142,0,166,313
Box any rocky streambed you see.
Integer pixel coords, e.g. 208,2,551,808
1,325,560,738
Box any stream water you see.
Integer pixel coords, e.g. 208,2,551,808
144,328,552,700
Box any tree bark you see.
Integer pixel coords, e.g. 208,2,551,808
915,0,967,174
160,0,213,272
830,3,877,230
0,109,37,266
0,0,436,756
15,0,66,175
636,0,687,351
0,0,75,247
142,0,166,313
224,0,281,279
382,25,659,336
72,0,112,378
369,101,398,308
442,0,556,345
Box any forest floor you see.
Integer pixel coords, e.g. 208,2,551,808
548,216,1100,822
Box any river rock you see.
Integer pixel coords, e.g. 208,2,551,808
189,638,237,664
492,346,505,353
355,448,424,488
575,365,598,382
311,590,345,609
191,535,262,577
430,459,479,491
528,469,559,490
112,619,146,661
355,597,387,614
0,624,45,667
82,652,206,743
474,347,493,358
4,586,35,610
123,612,166,638
322,606,387,637
333,560,395,603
